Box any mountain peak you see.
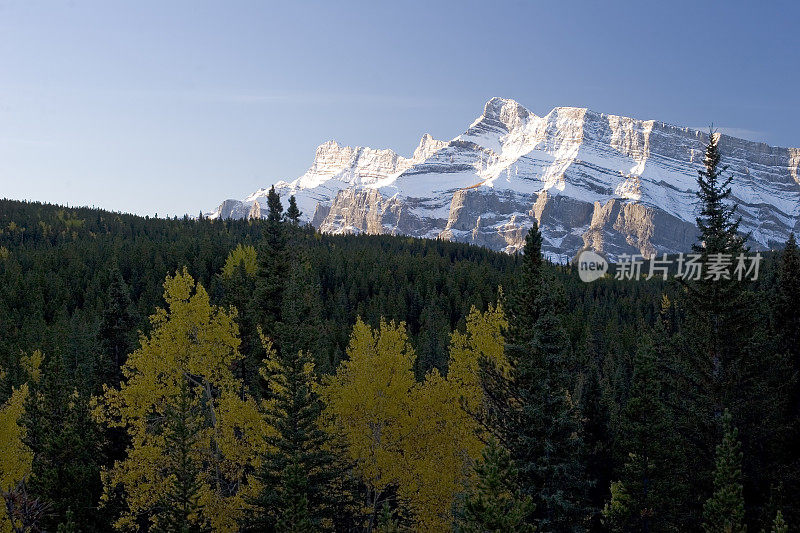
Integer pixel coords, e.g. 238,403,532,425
480,97,531,127
460,96,535,140
412,133,448,162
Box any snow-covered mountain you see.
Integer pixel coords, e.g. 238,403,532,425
207,97,800,260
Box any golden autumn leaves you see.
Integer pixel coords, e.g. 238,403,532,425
1,269,507,531
94,269,266,531
320,308,508,530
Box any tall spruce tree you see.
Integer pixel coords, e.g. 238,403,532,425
578,325,613,532
702,410,746,533
220,247,259,388
672,131,772,524
458,439,536,533
157,378,208,533
606,334,681,532
248,186,287,394
774,233,800,411
770,510,788,533
21,353,106,532
245,347,347,531
266,185,284,225
771,232,800,525
98,264,136,387
279,258,326,372
286,195,302,225
681,130,750,422
480,221,586,529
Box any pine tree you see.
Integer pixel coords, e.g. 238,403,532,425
683,130,750,389
286,195,302,225
673,131,765,524
607,335,681,532
57,509,77,533
246,347,346,531
458,439,536,533
480,221,586,529
266,185,284,225
279,258,326,372
681,130,750,418
693,131,746,256
220,246,259,386
578,328,613,532
157,378,208,533
273,464,314,533
774,233,800,410
21,353,106,531
98,264,136,387
770,510,787,533
702,410,746,533
772,233,800,525
248,185,288,394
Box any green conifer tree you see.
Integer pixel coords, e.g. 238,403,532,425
266,185,284,225
770,510,787,533
248,185,287,394
98,264,137,386
702,410,746,533
279,259,326,372
56,509,77,533
22,353,106,531
286,195,302,225
673,131,767,524
221,250,259,387
459,439,536,532
578,328,613,531
245,348,348,531
771,233,800,525
607,335,681,532
157,378,208,533
480,221,586,529
774,233,800,411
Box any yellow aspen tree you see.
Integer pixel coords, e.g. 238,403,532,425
94,269,265,532
0,350,42,533
320,318,416,528
221,244,258,279
446,303,509,423
322,310,507,532
402,304,507,530
400,368,481,530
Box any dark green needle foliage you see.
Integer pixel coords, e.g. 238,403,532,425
245,347,350,532
480,221,586,530
21,353,106,532
157,378,209,533
459,439,536,533
98,263,137,387
286,195,302,225
702,410,746,533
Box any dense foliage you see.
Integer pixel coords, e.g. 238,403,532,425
0,133,798,532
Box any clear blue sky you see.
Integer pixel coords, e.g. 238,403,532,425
1,0,798,217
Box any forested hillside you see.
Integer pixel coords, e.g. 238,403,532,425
0,135,798,532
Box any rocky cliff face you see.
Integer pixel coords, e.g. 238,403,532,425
208,97,800,260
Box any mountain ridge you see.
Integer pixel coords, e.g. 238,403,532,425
208,97,800,260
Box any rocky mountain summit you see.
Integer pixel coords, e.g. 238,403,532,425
208,97,800,260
